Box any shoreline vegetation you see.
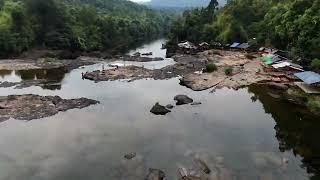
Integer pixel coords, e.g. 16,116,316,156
167,0,319,73
0,0,174,58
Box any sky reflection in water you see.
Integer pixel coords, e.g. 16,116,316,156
0,39,318,180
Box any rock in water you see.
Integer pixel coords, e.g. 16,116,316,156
150,103,171,115
124,152,136,160
145,168,165,180
133,52,141,57
0,81,19,88
174,95,193,105
191,102,202,106
141,52,153,56
193,159,211,174
165,104,174,109
0,94,99,121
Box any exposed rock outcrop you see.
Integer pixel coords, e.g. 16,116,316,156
0,94,99,122
174,95,193,105
150,103,171,115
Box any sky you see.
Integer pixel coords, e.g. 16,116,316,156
130,0,150,2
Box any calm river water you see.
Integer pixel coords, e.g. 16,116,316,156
0,39,319,180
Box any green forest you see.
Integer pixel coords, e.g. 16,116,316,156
1,0,319,69
0,0,172,57
169,0,320,69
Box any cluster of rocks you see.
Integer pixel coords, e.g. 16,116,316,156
150,103,171,115
0,58,97,71
123,56,163,62
122,151,212,180
0,94,99,122
0,80,61,89
83,54,207,83
150,95,201,115
83,66,176,82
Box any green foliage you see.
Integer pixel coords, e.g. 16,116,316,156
169,0,320,66
224,67,233,76
204,63,217,73
311,59,320,73
0,0,174,57
307,96,320,110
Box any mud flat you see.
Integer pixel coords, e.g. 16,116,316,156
0,94,99,122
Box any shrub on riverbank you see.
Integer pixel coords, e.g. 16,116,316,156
168,0,319,67
224,67,233,76
311,59,320,73
308,96,320,110
286,87,320,113
204,63,217,73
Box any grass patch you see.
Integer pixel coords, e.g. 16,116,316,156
287,87,320,110
204,63,217,73
307,96,320,109
224,67,233,76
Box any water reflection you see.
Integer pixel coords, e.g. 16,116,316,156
16,68,67,82
0,70,12,78
248,85,320,179
0,68,67,90
0,39,318,179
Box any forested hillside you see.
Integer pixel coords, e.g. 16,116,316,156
0,0,172,57
145,0,211,8
169,0,320,68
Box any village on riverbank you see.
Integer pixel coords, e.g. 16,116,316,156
80,40,320,117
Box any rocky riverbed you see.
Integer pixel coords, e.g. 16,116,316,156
0,94,99,121
82,49,281,91
0,39,319,180
0,57,100,71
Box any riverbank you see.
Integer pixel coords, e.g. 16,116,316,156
81,47,320,116
1,47,319,116
0,39,319,179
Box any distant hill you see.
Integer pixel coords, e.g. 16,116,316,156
66,0,152,16
144,0,226,8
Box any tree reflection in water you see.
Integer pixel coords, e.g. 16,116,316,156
248,85,320,179
15,68,68,90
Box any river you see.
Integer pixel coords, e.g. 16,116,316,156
0,39,319,180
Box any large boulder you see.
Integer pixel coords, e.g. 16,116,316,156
174,95,193,105
150,103,171,115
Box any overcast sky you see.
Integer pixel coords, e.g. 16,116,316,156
130,0,150,2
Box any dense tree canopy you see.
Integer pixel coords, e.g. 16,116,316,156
169,0,320,67
0,0,173,57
